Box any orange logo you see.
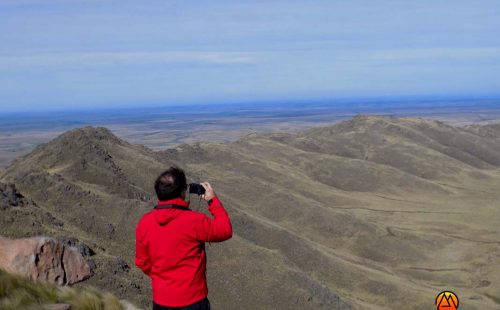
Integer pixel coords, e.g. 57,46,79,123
435,291,459,310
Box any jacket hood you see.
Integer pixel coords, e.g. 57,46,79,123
153,198,190,226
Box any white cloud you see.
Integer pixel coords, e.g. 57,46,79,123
365,47,500,62
0,51,256,68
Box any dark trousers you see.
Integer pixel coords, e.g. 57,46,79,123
153,298,210,310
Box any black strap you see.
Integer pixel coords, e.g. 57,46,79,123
154,204,191,211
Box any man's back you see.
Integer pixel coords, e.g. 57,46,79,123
136,196,232,308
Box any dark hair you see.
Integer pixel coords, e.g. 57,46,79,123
154,166,187,200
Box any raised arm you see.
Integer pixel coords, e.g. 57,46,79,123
194,182,232,242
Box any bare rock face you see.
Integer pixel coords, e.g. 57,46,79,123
0,236,92,285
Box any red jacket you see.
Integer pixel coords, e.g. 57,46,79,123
135,197,232,307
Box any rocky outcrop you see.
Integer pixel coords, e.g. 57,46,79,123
0,182,35,209
0,236,92,285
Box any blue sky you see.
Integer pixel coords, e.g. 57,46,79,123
1,0,500,112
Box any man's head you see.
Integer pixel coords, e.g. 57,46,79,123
154,166,188,200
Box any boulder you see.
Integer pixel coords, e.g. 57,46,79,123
0,236,92,285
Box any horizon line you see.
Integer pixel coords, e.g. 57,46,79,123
2,92,500,115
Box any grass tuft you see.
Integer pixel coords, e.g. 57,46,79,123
0,269,125,310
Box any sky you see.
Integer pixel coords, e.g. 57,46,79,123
1,0,500,112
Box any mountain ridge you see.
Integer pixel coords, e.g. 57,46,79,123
1,115,499,309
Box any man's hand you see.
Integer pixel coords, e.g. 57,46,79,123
201,182,216,201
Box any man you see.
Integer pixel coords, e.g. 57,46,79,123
135,166,232,310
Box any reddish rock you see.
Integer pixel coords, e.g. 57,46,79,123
0,236,92,285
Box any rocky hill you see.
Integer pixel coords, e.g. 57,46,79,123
1,116,499,309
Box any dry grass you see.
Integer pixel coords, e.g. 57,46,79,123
0,269,123,310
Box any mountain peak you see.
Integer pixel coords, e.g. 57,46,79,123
1,126,127,179
29,126,126,163
56,126,121,144
351,114,389,122
350,114,429,126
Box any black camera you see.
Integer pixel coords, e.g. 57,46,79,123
189,183,205,195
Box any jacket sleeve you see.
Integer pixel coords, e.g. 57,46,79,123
135,221,152,276
193,197,233,242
